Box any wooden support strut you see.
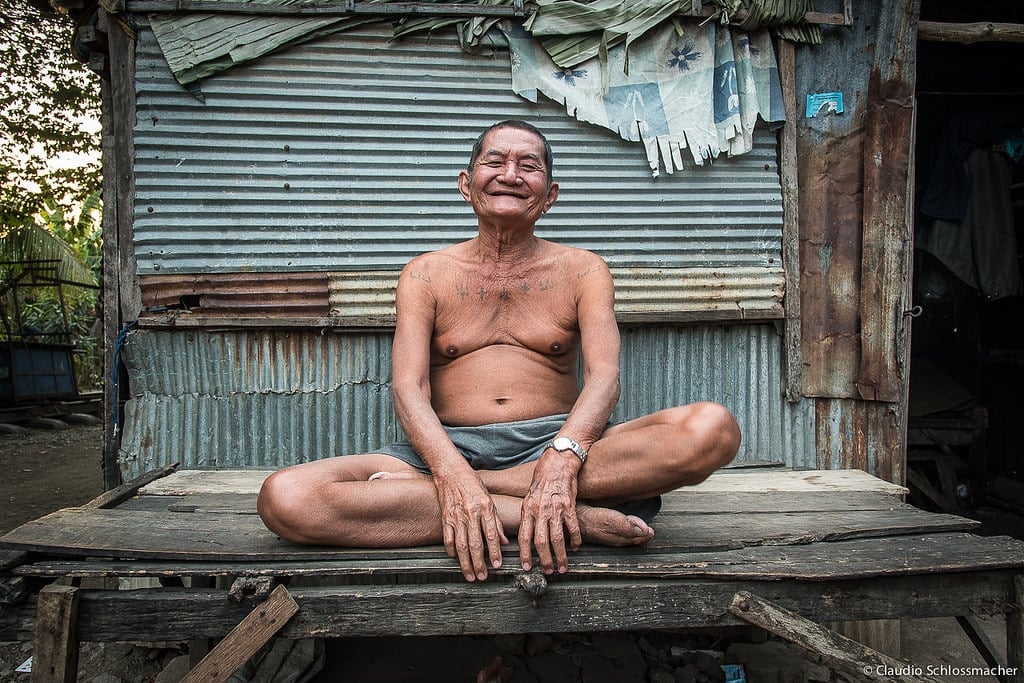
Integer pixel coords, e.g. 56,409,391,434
728,591,940,683
182,584,300,683
1009,575,1023,683
32,584,80,683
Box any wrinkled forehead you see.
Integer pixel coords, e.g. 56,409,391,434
478,126,547,160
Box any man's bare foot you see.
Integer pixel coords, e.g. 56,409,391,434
368,470,432,482
576,503,654,547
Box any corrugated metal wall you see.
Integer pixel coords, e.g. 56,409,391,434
118,326,815,477
132,21,785,319
119,20,814,478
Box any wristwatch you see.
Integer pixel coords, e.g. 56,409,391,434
546,436,588,463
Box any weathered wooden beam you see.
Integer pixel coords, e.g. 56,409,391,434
776,38,802,402
1009,576,1023,683
32,584,80,683
122,0,534,16
728,591,939,682
183,584,299,683
918,20,1024,44
82,463,180,510
955,615,1006,673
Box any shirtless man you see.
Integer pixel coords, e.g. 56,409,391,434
257,120,741,583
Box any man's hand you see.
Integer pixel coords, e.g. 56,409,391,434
434,469,508,582
518,451,582,574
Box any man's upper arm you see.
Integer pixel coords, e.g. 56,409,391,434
576,253,620,379
392,258,436,393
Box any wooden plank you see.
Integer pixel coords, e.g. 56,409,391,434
776,37,803,402
118,490,914,516
1010,575,1023,683
917,20,1024,44
139,469,273,496
659,491,914,514
82,463,179,509
0,505,977,562
32,584,80,683
955,615,1007,672
136,468,909,497
855,0,917,403
19,570,1009,643
728,591,939,682
10,534,1024,583
3,570,1019,644
183,585,299,683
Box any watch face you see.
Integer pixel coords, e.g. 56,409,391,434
552,437,573,450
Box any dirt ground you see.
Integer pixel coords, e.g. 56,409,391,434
0,423,1016,682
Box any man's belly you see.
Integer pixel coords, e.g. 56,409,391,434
430,346,580,426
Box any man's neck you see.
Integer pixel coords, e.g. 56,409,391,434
473,226,539,264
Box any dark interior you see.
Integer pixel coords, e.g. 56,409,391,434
908,0,1024,523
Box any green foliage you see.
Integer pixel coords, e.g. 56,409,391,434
0,0,103,393
0,0,102,229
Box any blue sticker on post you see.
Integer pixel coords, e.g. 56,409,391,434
805,91,844,117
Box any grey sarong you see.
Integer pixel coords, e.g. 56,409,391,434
373,413,570,474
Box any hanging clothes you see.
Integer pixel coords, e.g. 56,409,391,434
916,148,1023,300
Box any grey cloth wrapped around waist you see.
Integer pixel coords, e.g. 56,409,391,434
373,413,572,473
372,412,662,523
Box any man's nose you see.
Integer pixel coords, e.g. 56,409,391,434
498,160,522,183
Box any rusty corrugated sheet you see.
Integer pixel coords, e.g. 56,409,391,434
325,268,786,323
815,397,904,485
140,272,330,315
117,325,815,478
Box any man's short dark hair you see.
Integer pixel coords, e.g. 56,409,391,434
468,120,554,183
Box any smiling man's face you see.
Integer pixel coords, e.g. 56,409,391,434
458,125,559,227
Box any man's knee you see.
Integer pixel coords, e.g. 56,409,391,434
257,467,313,543
672,401,741,476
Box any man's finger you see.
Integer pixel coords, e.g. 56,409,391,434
518,515,535,570
483,513,506,570
442,521,456,559
549,517,569,573
453,523,477,582
533,522,555,574
467,517,488,581
564,508,582,551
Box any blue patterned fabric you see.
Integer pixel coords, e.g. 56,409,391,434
505,20,784,176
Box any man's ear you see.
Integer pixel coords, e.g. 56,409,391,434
543,182,560,212
457,170,472,202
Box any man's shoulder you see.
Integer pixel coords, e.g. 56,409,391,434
402,246,460,272
542,241,609,273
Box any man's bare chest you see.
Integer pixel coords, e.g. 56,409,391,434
431,277,578,360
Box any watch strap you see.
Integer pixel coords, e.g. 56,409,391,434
547,436,588,463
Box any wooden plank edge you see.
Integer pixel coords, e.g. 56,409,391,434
728,591,940,682
83,463,181,509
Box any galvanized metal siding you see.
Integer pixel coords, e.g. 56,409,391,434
118,326,815,477
133,22,784,292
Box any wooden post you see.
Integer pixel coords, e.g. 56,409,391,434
182,584,299,683
32,584,80,683
1009,575,1023,683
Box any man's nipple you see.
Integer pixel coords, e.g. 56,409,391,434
445,344,460,357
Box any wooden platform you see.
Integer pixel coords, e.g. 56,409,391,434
1,468,1023,681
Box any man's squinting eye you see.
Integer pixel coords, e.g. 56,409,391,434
478,158,544,173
